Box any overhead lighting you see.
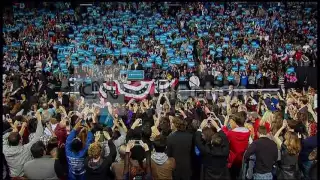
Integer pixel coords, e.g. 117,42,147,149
80,4,92,6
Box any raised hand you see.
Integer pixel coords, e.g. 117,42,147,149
103,131,111,140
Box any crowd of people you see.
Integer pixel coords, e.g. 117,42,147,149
3,2,318,91
2,2,318,180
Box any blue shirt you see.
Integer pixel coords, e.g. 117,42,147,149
66,130,93,179
240,75,248,86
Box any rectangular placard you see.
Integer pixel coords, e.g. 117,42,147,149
127,70,144,80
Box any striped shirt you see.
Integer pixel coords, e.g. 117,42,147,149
278,77,285,87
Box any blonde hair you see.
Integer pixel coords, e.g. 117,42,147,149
88,142,102,159
284,132,301,156
270,112,283,135
245,123,255,139
238,105,247,112
261,111,273,126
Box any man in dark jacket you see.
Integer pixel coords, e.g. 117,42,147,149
244,126,278,180
130,59,143,70
55,92,70,108
194,118,230,180
167,117,193,180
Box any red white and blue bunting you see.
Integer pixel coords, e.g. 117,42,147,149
99,79,179,100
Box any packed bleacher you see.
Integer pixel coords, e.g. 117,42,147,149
2,2,318,180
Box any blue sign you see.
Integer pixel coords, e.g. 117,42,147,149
127,70,144,80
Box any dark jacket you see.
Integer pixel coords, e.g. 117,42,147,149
84,140,117,180
299,135,317,162
55,94,70,108
167,131,193,180
194,130,230,180
130,63,144,70
244,136,278,174
276,144,301,180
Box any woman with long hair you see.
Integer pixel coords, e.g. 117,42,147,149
270,111,284,136
274,120,302,180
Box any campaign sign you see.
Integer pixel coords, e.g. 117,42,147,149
127,70,145,80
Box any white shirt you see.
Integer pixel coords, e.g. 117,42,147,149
303,45,310,52
44,124,58,136
189,75,200,87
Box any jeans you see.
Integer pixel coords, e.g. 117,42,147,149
253,172,273,180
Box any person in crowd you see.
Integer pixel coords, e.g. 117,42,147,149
123,140,152,180
244,126,278,180
130,59,144,70
54,145,68,180
252,110,271,140
2,153,10,180
1,2,318,180
65,120,94,180
274,120,302,180
84,131,116,180
23,141,58,179
195,118,230,180
111,145,127,180
167,116,193,180
3,112,43,178
222,112,251,179
308,148,317,180
299,133,317,180
151,135,176,180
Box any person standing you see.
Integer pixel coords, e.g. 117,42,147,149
244,126,278,180
151,135,176,180
23,141,58,179
222,112,251,179
194,118,230,180
167,117,193,180
3,112,43,178
65,120,93,180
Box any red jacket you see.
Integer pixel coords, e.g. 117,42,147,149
222,126,250,168
54,124,67,146
295,51,303,61
253,119,271,140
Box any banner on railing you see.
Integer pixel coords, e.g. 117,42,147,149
99,79,179,100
